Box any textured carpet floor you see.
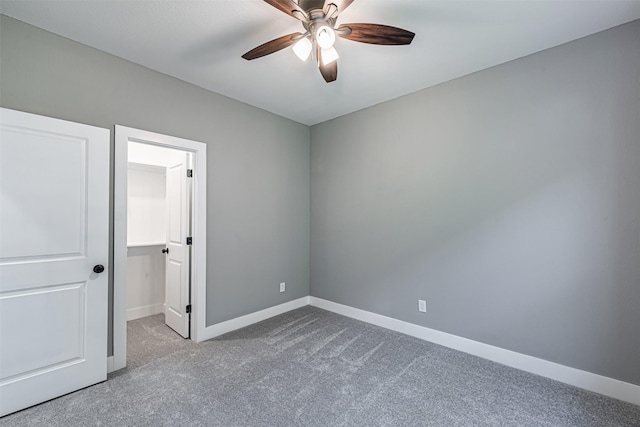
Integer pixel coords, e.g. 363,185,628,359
120,314,198,374
2,306,639,426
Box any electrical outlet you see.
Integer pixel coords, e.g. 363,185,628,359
280,282,286,293
418,299,427,313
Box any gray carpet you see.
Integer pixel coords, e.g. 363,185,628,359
120,313,197,374
2,306,639,426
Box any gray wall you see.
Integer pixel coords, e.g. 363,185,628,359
0,15,310,354
310,20,640,385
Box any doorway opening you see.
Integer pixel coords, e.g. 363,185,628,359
112,126,207,372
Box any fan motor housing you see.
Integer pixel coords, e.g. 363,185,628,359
298,0,326,12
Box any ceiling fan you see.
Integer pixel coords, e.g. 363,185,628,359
242,0,415,83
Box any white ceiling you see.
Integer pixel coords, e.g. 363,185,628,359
1,1,639,125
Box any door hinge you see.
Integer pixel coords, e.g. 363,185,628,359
186,304,192,314
187,169,193,178
186,237,192,245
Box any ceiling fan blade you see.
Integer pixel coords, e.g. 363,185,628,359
318,49,338,83
324,0,355,15
242,33,303,60
263,0,308,21
338,23,415,45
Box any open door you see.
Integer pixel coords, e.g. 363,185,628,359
163,153,191,338
0,108,109,416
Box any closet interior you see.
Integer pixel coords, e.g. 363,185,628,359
126,141,192,358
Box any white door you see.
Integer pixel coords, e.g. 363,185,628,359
164,153,190,338
0,108,109,416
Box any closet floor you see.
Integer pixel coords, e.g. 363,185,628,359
110,314,196,378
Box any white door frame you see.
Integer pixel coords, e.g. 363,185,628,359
112,125,207,372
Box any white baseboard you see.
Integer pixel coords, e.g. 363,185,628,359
309,296,640,406
197,297,310,343
126,303,164,321
106,356,114,374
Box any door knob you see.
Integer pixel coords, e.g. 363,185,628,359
93,264,105,274
162,248,169,254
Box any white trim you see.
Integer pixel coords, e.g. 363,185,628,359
112,128,128,372
107,356,114,374
308,297,640,406
126,303,164,321
113,125,207,372
198,297,310,342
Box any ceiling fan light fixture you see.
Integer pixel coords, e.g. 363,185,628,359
292,37,312,61
316,25,336,49
242,0,415,83
321,46,339,66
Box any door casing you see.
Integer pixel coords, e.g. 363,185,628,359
113,125,207,372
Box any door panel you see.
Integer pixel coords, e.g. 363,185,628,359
164,154,190,338
0,108,109,416
0,282,86,380
0,127,86,260
166,259,182,316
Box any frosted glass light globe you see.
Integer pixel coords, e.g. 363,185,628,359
316,25,336,49
321,47,339,65
292,37,312,61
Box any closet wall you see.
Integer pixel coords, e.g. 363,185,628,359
126,142,185,321
126,162,166,320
